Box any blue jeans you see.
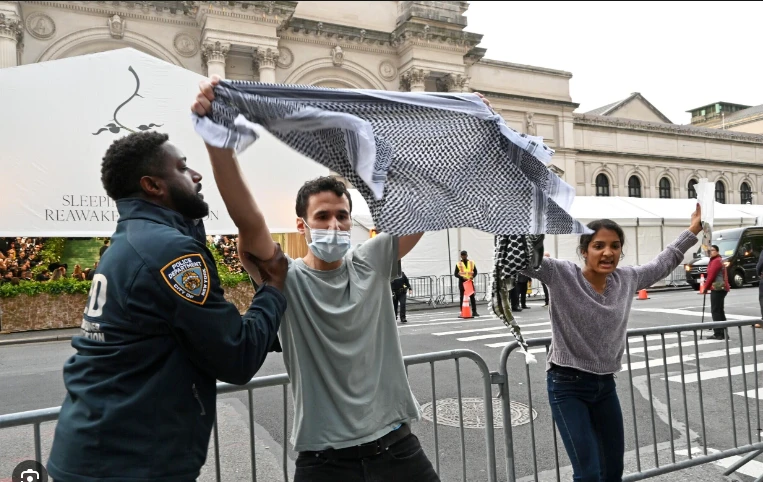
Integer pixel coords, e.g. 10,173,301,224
547,365,625,482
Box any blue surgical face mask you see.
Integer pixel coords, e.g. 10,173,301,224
303,219,351,263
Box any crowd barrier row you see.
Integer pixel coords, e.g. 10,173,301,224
1,320,761,481
408,267,690,309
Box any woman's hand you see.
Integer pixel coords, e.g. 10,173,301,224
689,203,702,235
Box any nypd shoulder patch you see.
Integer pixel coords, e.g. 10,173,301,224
161,253,211,305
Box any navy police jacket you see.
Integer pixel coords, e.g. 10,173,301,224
47,198,286,482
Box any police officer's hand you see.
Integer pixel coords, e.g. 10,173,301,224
191,75,222,117
244,243,288,292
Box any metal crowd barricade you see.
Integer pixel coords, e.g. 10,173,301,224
406,275,437,306
0,350,497,482
4,320,763,482
664,265,690,287
498,319,763,482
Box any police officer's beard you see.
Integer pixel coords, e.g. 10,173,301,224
169,183,209,220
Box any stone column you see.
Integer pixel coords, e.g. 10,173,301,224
400,68,429,92
254,47,278,84
0,13,22,69
202,41,230,79
442,73,470,93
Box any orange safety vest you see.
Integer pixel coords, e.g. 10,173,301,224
458,260,475,280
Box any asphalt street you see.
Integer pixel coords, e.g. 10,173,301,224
2,288,763,481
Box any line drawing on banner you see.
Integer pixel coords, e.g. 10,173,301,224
92,66,163,135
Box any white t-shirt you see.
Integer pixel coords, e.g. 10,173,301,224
278,233,422,452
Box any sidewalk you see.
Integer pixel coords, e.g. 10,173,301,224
0,327,80,346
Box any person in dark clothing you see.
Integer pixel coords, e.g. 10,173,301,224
516,273,531,310
454,250,479,316
47,131,288,482
99,239,110,257
391,271,411,322
703,244,730,340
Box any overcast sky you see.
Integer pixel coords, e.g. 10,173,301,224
465,1,761,125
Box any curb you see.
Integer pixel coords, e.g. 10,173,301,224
0,334,74,346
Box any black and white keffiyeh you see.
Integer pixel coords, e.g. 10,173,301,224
192,81,589,237
491,234,546,363
192,81,589,361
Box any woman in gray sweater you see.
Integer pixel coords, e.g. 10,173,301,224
524,205,702,482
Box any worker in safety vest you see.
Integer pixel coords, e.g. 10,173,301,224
454,250,479,317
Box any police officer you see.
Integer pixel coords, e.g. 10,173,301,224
391,270,411,323
454,250,479,316
47,131,288,482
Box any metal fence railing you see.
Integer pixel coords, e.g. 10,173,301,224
0,349,498,482
434,273,492,305
2,321,761,481
664,265,690,287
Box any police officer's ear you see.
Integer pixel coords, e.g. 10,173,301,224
139,175,166,197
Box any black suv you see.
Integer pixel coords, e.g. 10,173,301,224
684,226,763,290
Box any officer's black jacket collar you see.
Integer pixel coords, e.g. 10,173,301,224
116,198,206,242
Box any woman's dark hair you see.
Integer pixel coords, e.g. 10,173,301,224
711,244,720,252
577,219,626,257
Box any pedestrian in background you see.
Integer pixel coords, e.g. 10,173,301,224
703,244,730,339
392,271,411,323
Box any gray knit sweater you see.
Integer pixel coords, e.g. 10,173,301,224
524,230,698,375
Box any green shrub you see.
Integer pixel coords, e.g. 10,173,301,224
207,242,250,287
30,238,67,276
0,243,250,299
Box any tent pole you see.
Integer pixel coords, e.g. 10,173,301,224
635,218,640,266
447,229,454,303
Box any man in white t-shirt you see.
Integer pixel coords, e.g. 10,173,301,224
192,77,440,481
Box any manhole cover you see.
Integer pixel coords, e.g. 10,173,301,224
419,398,537,429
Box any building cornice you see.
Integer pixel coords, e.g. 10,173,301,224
20,1,199,27
477,90,579,109
477,58,573,79
576,149,762,169
390,21,482,55
198,1,296,26
278,17,396,54
19,1,297,28
574,114,763,145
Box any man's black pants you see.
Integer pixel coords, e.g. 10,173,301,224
711,290,728,338
516,279,529,308
393,292,407,320
293,432,440,482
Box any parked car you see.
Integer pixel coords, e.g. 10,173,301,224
684,226,763,290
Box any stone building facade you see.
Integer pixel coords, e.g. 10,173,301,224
2,0,762,204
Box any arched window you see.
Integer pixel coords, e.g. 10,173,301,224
741,182,753,204
595,173,610,197
715,180,726,204
688,179,698,199
659,177,672,199
628,176,642,198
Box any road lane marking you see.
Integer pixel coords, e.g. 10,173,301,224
632,308,759,321
433,322,549,336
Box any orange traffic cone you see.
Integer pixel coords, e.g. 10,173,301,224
699,274,706,295
460,280,474,319
637,289,649,300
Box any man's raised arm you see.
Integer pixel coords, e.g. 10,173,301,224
192,76,275,278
